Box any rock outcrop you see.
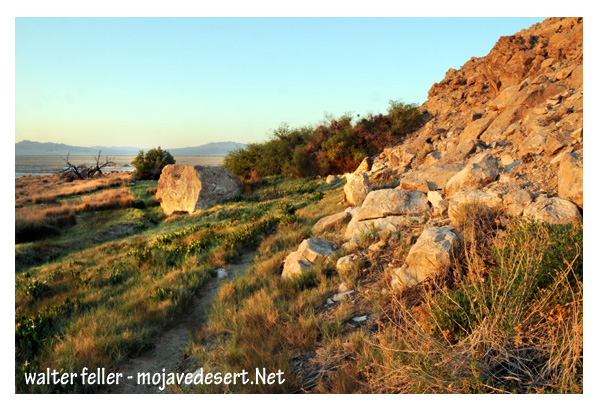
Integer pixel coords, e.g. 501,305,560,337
156,165,242,215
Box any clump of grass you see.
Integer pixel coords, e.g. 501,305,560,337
357,211,582,394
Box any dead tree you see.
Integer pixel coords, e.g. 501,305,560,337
58,151,116,181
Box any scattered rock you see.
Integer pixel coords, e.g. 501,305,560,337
352,315,368,323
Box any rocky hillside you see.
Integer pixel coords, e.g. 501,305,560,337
284,16,583,288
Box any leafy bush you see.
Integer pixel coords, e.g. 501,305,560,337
131,147,175,180
224,101,422,180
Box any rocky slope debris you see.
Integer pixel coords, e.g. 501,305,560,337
156,165,242,215
282,17,583,290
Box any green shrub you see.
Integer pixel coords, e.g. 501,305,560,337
131,147,175,180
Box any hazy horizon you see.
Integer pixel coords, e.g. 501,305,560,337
16,17,544,148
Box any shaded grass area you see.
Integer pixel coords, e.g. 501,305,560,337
15,175,341,393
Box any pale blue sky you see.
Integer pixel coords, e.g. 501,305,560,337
15,17,544,148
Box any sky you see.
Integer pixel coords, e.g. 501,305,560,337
15,17,545,149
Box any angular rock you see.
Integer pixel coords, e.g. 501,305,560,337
392,226,459,288
558,153,583,208
502,189,534,217
298,238,337,264
281,251,313,280
313,211,351,234
428,191,448,216
523,195,582,224
354,189,429,221
355,156,373,173
344,172,372,207
156,165,242,215
398,164,461,192
444,153,500,197
459,116,496,141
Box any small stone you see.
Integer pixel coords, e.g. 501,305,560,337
326,298,334,305
216,268,228,279
352,315,368,323
338,282,350,293
332,290,355,302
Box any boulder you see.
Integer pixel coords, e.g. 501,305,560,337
444,153,500,197
156,165,242,215
459,115,496,141
523,195,582,224
398,164,461,191
354,189,429,221
313,211,352,234
391,226,459,288
344,172,372,206
502,189,534,217
558,153,583,208
297,238,337,264
281,238,337,280
281,251,314,280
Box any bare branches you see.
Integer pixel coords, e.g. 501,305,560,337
58,151,116,181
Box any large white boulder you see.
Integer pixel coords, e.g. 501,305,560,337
156,165,242,215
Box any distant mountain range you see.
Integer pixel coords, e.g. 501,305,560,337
15,140,247,157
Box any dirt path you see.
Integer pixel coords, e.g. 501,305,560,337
107,252,255,394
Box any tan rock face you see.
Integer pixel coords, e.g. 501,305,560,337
558,153,583,209
392,226,459,288
156,165,242,215
344,172,372,207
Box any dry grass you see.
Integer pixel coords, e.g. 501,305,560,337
15,172,132,207
356,211,583,394
15,188,136,243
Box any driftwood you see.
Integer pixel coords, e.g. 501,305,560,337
58,151,116,181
